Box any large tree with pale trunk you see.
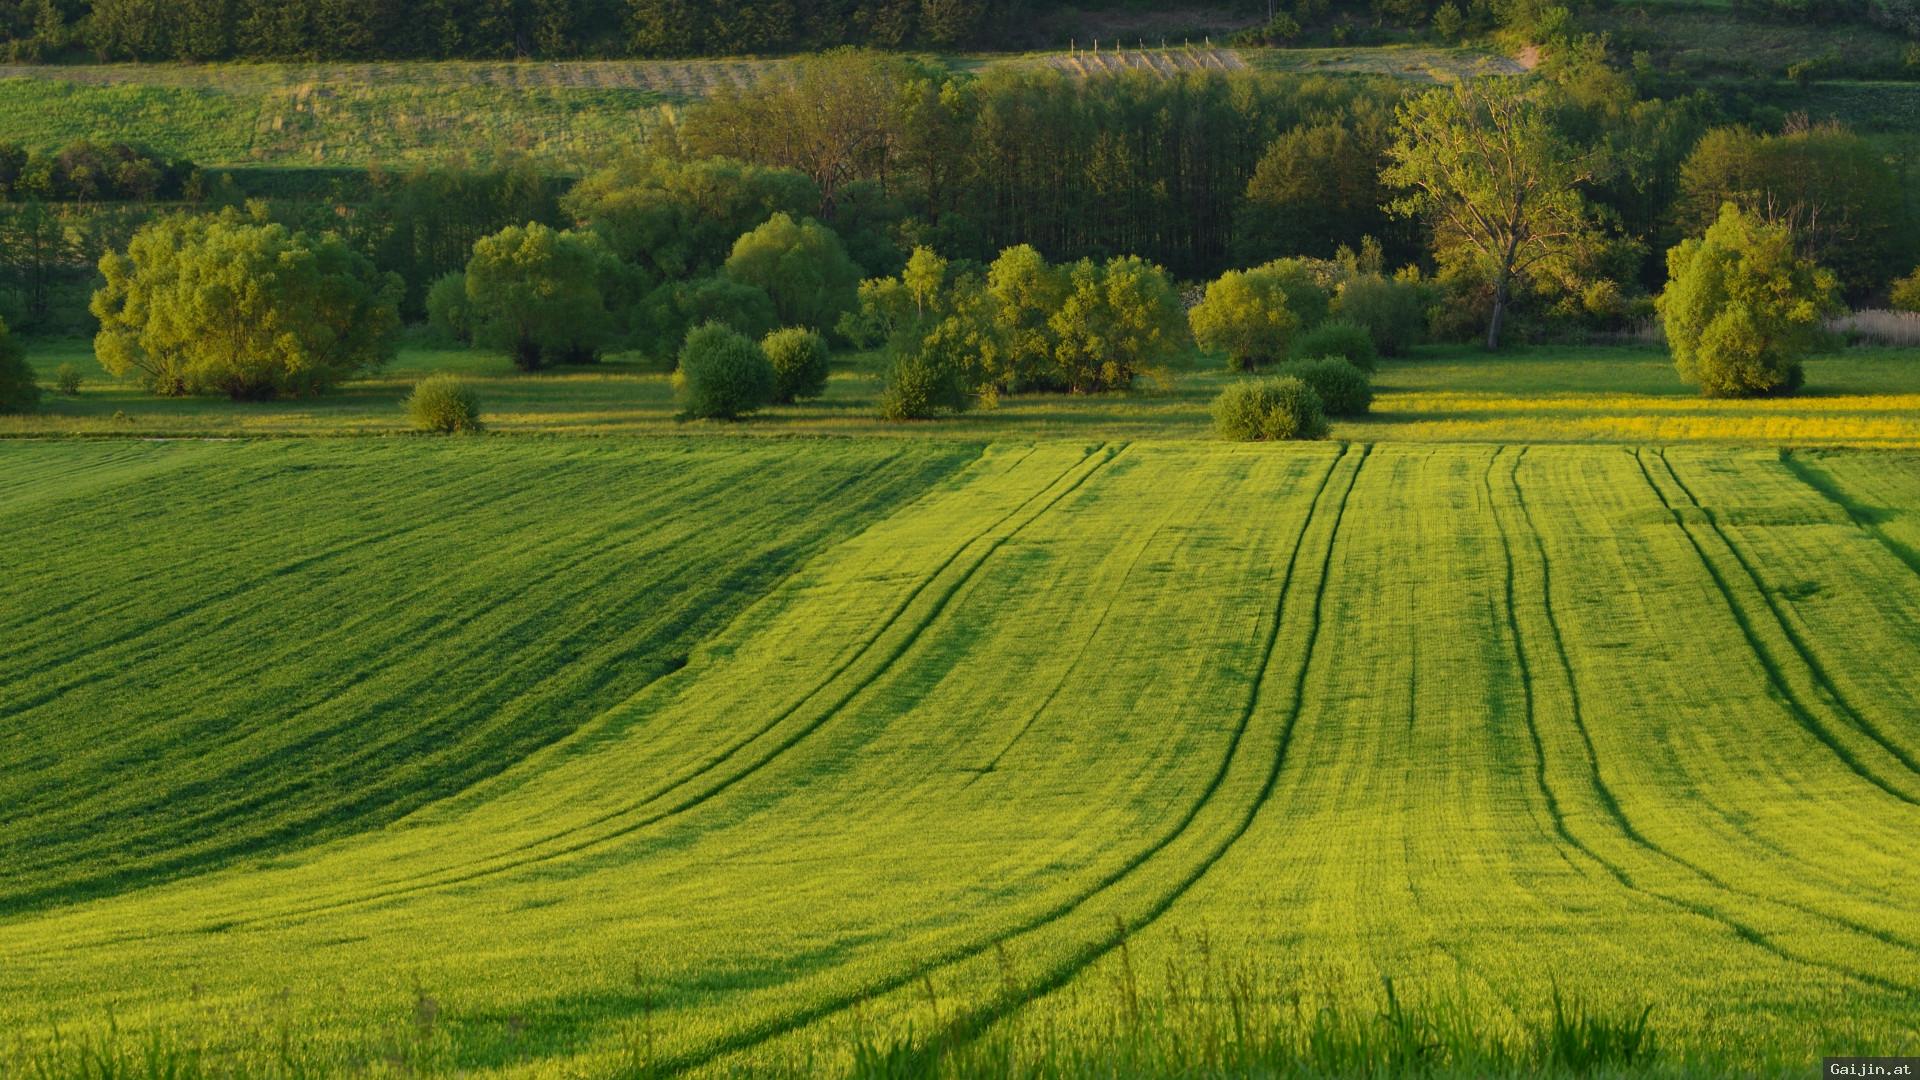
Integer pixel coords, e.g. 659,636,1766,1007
1384,75,1609,350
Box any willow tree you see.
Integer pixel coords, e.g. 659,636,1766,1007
1384,76,1607,349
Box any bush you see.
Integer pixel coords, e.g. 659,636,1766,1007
54,362,82,396
1336,274,1428,357
1212,376,1328,442
425,272,473,344
1891,267,1920,313
761,327,831,404
1289,320,1378,372
405,373,484,434
674,322,774,420
878,350,972,421
0,317,38,413
1273,357,1372,417
1189,268,1300,371
1657,204,1841,398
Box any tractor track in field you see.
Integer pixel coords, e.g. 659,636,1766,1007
0,456,603,720
646,444,1364,1076
1483,449,1920,993
182,445,1119,934
1651,449,1920,797
964,464,1219,783
0,453,961,922
1781,452,1920,582
1632,449,1920,810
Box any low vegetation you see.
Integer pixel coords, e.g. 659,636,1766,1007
405,372,483,434
1212,374,1328,440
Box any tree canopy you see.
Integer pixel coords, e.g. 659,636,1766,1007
92,210,401,399
1657,203,1841,398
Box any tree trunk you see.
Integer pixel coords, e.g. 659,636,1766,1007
1486,271,1510,351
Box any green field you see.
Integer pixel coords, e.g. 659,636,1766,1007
1,436,1917,1076
12,339,1920,446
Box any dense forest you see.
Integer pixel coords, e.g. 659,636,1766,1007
0,0,1914,60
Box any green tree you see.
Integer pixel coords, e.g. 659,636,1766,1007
464,223,620,370
1048,255,1187,394
1384,76,1608,349
722,212,861,333
1657,204,1841,398
1675,123,1906,300
675,321,774,420
0,316,38,413
92,211,401,399
562,155,818,283
1189,267,1301,372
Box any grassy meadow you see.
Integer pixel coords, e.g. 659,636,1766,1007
2,437,1917,1077
12,337,1920,445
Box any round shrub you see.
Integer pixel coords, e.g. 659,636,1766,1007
1274,357,1372,417
1212,376,1328,442
406,373,483,434
878,352,972,421
1289,319,1377,371
761,327,831,404
55,362,82,396
675,321,774,420
0,318,39,414
1335,273,1428,356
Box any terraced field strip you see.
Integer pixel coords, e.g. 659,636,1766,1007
0,441,1916,1077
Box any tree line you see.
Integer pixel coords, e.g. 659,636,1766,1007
3,0,1166,61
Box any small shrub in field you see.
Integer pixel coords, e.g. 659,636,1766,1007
406,373,483,433
55,363,82,396
675,322,774,420
1289,320,1377,371
761,327,830,404
1274,356,1372,416
1213,376,1327,441
879,352,971,421
1336,274,1427,356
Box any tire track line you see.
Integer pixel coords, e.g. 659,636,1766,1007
1658,449,1920,784
651,444,1361,1077
1631,449,1920,809
1495,450,1920,986
1779,451,1920,582
197,446,1113,931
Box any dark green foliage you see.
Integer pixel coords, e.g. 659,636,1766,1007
674,321,774,420
722,212,861,334
1289,320,1377,372
464,223,620,370
1335,274,1428,357
649,276,779,360
1212,376,1328,442
405,372,483,434
1274,356,1372,417
563,156,818,283
762,326,830,404
0,317,38,413
878,349,971,421
0,140,196,203
425,272,472,344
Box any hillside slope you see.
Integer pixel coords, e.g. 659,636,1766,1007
2,439,1917,1076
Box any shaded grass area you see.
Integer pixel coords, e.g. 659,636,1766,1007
0,442,1915,1078
0,437,981,913
12,339,1920,445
